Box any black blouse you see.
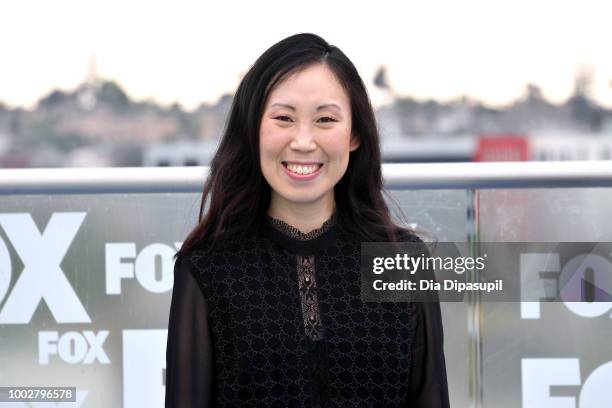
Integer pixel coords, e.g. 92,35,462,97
166,212,449,407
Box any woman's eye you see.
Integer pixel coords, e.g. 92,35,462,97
273,116,336,123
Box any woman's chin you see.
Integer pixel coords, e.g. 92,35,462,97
272,188,333,206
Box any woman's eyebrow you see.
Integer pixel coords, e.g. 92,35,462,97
269,103,342,112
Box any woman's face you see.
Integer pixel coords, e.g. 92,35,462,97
259,63,359,211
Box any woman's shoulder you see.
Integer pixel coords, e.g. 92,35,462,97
181,228,259,256
177,231,264,272
391,225,435,259
392,224,423,243
174,246,224,286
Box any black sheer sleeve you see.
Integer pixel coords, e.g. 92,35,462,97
407,300,450,407
396,229,450,407
165,254,214,408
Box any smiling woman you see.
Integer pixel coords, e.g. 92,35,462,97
166,33,450,407
260,63,360,229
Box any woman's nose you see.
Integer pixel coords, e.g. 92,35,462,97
290,124,316,151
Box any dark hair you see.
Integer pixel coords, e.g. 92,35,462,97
176,33,411,258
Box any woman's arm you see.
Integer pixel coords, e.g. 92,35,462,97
395,230,450,407
407,300,450,407
165,254,214,407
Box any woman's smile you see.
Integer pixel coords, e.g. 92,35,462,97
282,161,324,180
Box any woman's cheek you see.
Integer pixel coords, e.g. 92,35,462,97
262,126,289,147
322,130,351,154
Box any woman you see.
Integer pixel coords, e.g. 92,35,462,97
166,33,449,407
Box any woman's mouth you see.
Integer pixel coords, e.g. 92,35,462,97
281,161,324,180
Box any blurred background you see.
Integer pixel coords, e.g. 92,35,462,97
1,0,611,168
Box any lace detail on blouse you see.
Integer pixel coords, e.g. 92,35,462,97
266,212,335,241
296,254,325,341
266,213,335,341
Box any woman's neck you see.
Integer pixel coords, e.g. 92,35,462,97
267,193,335,234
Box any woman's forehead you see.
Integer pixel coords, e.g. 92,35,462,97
266,64,349,109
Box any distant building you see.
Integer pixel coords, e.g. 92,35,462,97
143,140,220,167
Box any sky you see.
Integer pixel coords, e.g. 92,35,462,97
1,0,611,111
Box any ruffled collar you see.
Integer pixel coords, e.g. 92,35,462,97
261,211,339,254
265,211,337,241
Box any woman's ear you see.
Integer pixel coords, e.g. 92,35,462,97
349,133,360,151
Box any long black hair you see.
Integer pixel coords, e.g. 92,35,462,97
176,33,411,258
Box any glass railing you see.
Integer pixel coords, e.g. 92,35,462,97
1,161,611,408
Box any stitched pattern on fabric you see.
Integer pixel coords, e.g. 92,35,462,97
187,226,423,407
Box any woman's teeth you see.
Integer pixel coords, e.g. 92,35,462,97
285,163,321,175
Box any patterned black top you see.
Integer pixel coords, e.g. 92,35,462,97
165,212,449,407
